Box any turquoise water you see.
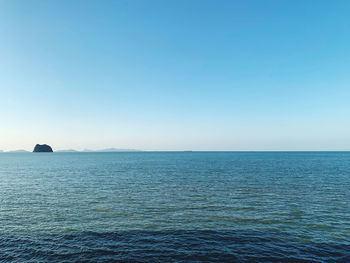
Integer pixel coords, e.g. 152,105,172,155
0,152,350,262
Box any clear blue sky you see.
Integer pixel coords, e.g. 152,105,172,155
1,0,350,151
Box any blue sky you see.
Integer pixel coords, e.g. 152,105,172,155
1,0,350,151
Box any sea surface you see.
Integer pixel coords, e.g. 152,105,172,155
0,152,350,262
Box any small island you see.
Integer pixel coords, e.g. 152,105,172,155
33,144,53,152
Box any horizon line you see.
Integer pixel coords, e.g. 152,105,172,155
2,150,350,153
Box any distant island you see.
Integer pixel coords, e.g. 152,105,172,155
33,144,53,152
57,148,141,152
85,148,141,152
7,149,29,153
0,147,142,153
55,149,78,153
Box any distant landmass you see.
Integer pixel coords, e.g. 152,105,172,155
80,148,142,152
1,147,141,153
33,144,53,152
7,149,29,153
58,148,141,152
56,149,79,152
96,148,141,152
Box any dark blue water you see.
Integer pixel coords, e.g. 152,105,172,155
0,152,350,262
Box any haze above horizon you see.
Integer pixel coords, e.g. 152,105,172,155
1,0,350,151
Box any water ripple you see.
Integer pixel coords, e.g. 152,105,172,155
1,152,350,262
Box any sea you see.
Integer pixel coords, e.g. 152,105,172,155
0,152,349,262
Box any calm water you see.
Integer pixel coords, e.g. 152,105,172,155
0,152,350,262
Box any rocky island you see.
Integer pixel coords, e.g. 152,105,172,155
33,144,53,152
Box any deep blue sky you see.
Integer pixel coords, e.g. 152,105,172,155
1,0,350,151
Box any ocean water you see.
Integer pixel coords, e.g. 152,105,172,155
0,152,349,262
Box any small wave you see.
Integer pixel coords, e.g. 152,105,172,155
1,231,349,262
